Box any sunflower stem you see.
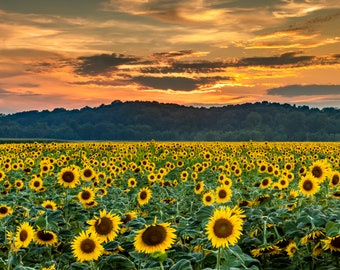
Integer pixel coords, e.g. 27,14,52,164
216,246,222,270
263,219,267,246
159,261,165,270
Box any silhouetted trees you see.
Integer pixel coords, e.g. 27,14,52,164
0,101,339,141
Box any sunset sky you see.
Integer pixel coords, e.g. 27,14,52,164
0,0,339,113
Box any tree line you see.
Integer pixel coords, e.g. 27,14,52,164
0,100,339,141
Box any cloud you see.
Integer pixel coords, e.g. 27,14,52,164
75,53,140,76
132,76,200,91
267,85,340,97
18,83,40,88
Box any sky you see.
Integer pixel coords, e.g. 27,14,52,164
0,0,339,114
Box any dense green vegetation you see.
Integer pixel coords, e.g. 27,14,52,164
0,101,339,141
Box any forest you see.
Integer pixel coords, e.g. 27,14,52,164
0,100,339,141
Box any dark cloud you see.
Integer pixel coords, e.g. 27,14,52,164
75,53,140,76
140,60,226,74
267,85,340,97
133,76,199,91
238,52,314,67
70,78,131,86
132,75,231,91
152,50,197,58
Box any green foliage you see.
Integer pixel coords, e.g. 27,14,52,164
0,101,339,141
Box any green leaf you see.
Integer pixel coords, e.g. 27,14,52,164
103,254,136,269
325,221,340,236
195,206,213,221
69,262,91,270
170,259,193,270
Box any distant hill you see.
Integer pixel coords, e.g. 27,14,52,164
0,101,339,141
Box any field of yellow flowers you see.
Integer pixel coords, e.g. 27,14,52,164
0,141,339,270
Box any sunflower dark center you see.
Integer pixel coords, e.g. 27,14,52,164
81,191,91,200
312,166,322,178
286,164,291,170
140,191,147,200
20,229,28,241
80,239,96,253
45,204,53,209
84,169,92,177
260,165,266,171
330,236,340,248
262,179,269,186
195,184,201,190
213,218,233,238
95,217,113,235
267,166,273,173
122,214,132,224
0,206,8,214
62,171,75,183
34,181,41,187
37,230,54,241
218,189,227,199
141,225,166,246
205,196,212,202
303,180,313,191
280,180,286,185
332,175,339,185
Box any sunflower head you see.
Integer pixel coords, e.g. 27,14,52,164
58,166,80,188
71,231,104,262
137,187,152,206
15,222,35,248
322,235,340,252
299,174,320,196
206,207,243,248
34,229,58,246
87,209,122,242
134,222,176,254
0,205,13,218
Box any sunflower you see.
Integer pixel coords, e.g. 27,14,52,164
34,229,58,246
127,177,137,188
87,209,122,243
277,177,289,190
0,169,6,181
299,174,320,196
80,166,96,181
41,200,58,211
309,159,330,183
83,200,98,209
71,231,104,262
14,179,25,190
328,171,340,188
137,187,152,206
312,241,323,256
0,204,13,218
285,241,298,257
77,187,96,204
301,229,325,245
15,222,35,248
134,221,176,253
29,177,44,192
332,190,340,199
202,191,215,206
194,181,204,194
251,245,280,257
121,211,138,224
58,166,80,188
322,235,340,252
259,177,272,189
206,207,243,248
215,185,232,203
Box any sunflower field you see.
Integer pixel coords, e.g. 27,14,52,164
0,141,340,270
